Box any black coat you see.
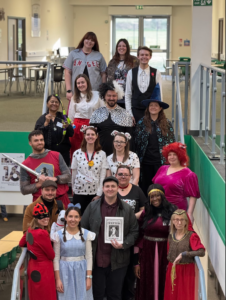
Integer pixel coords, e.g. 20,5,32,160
35,112,74,154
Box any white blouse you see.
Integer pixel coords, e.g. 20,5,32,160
71,149,107,196
53,228,96,271
106,151,140,183
68,91,105,122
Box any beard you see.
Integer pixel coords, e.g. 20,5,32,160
106,100,117,108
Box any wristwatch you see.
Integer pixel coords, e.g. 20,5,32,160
86,275,93,279
66,90,72,93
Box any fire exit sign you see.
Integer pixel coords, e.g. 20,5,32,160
136,5,143,9
193,0,212,6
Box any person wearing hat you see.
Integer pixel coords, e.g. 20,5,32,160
19,203,57,300
81,176,139,300
23,180,65,233
135,83,175,196
89,81,133,156
134,184,177,300
35,94,74,167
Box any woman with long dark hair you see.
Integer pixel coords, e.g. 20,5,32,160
53,203,96,300
68,74,105,159
64,32,107,102
35,94,74,166
107,39,139,107
71,126,107,213
134,184,177,300
135,83,175,195
19,203,57,300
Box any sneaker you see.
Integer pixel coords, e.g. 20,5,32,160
3,217,8,222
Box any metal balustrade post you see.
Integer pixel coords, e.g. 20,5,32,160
25,253,29,300
42,63,51,114
195,256,207,300
172,64,175,129
220,73,225,165
204,68,210,145
184,63,189,134
210,71,217,157
175,89,179,141
175,62,185,144
199,66,204,137
51,63,54,95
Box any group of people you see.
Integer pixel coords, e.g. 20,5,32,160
9,30,205,300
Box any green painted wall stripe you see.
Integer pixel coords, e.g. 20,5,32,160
0,132,31,158
185,135,225,245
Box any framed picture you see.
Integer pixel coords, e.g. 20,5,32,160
104,217,124,244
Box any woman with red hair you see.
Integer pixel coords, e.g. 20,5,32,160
152,142,200,223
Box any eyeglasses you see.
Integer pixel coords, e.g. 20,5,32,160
117,173,130,177
174,219,186,223
114,140,126,145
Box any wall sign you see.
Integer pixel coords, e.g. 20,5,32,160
31,0,41,37
184,39,190,46
0,8,5,21
193,0,212,6
0,153,25,191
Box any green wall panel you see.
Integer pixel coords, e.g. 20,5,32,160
0,132,31,158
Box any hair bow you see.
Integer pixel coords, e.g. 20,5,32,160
68,203,81,209
80,125,97,133
179,143,187,149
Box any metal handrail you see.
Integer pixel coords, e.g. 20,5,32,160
0,61,52,115
195,256,207,300
11,248,28,300
199,63,225,164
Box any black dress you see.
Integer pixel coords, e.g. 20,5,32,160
35,112,74,166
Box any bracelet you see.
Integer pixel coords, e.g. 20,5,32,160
86,275,92,279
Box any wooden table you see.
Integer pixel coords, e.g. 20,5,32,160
0,241,19,256
0,64,39,94
1,231,23,242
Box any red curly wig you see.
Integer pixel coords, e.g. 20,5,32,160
162,142,189,166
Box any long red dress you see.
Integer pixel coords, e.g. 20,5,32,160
135,212,170,300
164,230,205,300
19,228,57,300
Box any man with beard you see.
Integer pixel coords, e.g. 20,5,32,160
22,180,65,232
20,130,71,208
89,81,133,156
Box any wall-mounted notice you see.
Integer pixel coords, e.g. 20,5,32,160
184,39,190,46
179,39,183,47
0,153,25,191
193,0,212,6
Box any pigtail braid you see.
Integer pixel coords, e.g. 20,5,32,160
63,220,67,242
78,222,85,242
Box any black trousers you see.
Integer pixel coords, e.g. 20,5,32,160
122,247,136,300
61,151,70,167
73,194,95,214
93,264,127,300
140,163,161,196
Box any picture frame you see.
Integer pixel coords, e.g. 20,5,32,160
104,217,124,244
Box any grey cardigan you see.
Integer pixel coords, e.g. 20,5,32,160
81,195,139,271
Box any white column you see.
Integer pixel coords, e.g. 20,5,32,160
190,1,212,134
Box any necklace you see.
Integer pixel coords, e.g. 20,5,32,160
118,184,129,191
85,151,95,170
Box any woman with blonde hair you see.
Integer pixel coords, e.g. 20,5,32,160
106,130,140,185
19,203,56,300
164,209,205,300
68,74,105,159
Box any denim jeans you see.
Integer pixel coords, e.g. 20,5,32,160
1,205,8,218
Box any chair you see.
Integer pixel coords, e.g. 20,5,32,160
24,65,41,94
178,57,191,83
5,66,23,93
0,252,9,289
54,66,64,95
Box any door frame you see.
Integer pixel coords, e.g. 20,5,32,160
218,18,224,61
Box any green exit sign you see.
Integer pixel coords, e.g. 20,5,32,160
193,0,212,6
136,5,143,10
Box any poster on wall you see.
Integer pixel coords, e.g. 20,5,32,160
179,38,183,47
0,153,25,191
31,0,41,37
184,39,190,46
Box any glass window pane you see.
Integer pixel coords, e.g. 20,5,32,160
115,18,139,50
149,52,166,73
143,18,167,50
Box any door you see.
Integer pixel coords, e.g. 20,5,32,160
218,19,223,61
8,17,26,62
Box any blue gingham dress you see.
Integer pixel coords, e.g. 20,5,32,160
57,229,93,300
